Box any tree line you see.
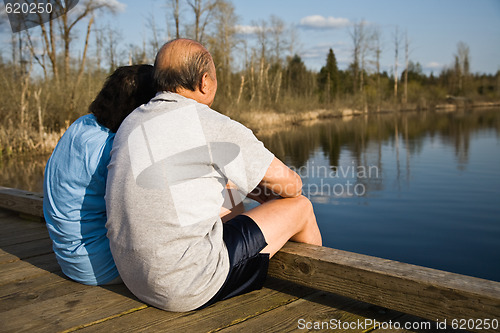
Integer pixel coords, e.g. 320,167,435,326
0,0,499,156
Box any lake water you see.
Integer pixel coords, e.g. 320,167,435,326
1,108,499,281
258,108,500,282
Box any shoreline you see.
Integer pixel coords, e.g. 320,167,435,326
1,101,499,159
238,101,500,137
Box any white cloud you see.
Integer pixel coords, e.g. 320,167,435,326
300,15,350,29
97,0,126,13
72,0,126,17
426,61,442,69
235,25,264,35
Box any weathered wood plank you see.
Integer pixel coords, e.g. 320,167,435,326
0,252,60,286
0,215,47,233
0,271,83,312
0,211,49,248
219,289,403,333
0,208,15,218
0,237,53,264
0,186,44,218
0,282,145,333
0,225,49,247
76,278,316,332
268,242,500,333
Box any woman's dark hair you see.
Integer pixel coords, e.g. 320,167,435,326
153,49,212,93
89,65,155,132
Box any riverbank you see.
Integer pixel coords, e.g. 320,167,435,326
1,101,499,158
236,101,500,136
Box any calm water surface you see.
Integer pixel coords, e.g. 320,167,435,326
259,108,500,282
1,108,499,281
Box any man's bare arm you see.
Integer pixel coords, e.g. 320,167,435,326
258,157,302,198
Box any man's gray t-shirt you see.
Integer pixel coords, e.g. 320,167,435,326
105,92,274,311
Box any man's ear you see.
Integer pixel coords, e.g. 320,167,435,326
199,72,209,94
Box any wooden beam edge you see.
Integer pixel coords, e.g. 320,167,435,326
0,187,44,218
268,242,500,332
273,242,500,297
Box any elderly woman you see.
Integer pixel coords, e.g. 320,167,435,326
43,65,156,285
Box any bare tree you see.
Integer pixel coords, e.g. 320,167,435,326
74,14,94,88
393,26,403,101
269,15,287,64
403,30,409,104
207,0,238,101
269,16,289,103
287,24,301,58
94,25,104,71
104,24,122,71
167,0,181,39
455,41,470,93
147,11,162,60
186,0,219,43
32,0,123,84
349,20,368,94
251,19,270,106
24,24,50,80
372,27,382,111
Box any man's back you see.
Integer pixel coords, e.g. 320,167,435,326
105,92,274,311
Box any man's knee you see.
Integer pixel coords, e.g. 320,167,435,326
293,195,314,216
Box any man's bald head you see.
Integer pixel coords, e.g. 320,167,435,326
153,39,215,93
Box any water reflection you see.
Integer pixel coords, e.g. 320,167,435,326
259,108,500,281
259,108,500,199
1,109,498,195
0,154,48,192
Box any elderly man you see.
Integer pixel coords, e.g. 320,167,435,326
105,38,321,312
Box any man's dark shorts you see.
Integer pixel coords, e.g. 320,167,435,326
198,214,269,309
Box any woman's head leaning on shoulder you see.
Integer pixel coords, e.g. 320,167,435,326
89,65,156,133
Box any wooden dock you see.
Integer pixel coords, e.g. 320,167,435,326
1,186,499,332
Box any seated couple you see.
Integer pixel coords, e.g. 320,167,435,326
43,38,322,312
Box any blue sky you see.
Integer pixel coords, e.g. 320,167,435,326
117,0,500,74
1,0,499,75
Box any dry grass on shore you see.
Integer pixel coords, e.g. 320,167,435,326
0,126,67,159
2,101,499,158
236,109,343,135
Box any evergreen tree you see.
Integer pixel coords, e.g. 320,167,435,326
317,48,339,102
285,54,308,96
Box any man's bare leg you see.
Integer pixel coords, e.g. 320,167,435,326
242,195,322,257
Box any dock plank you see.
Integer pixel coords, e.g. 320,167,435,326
219,290,403,333
0,208,15,218
77,278,316,332
0,283,145,333
0,222,49,247
0,272,76,312
0,237,53,264
0,252,60,286
0,213,45,229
